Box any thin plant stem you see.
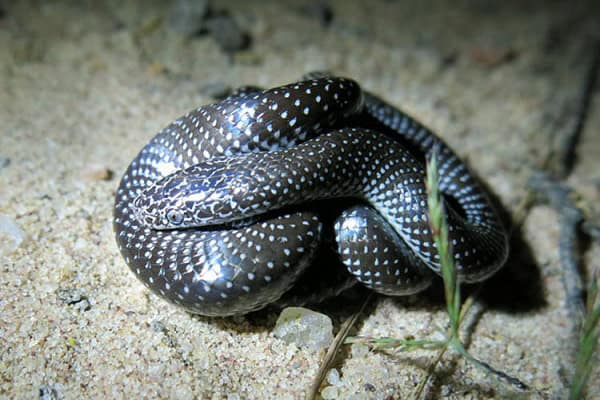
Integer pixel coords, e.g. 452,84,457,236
345,336,447,351
426,150,461,340
449,338,529,391
569,274,600,400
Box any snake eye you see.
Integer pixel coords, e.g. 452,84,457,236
166,209,184,225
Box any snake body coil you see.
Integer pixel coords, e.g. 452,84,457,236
114,76,508,316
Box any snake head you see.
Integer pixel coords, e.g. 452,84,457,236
132,159,256,230
132,172,191,229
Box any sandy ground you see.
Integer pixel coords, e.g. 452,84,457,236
1,1,599,399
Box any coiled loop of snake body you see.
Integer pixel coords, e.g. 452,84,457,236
114,76,508,316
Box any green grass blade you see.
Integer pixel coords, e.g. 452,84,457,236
426,150,460,339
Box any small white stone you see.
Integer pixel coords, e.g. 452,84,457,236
272,307,333,351
321,386,339,399
0,214,25,255
326,368,341,386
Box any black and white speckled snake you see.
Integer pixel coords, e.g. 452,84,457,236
113,75,508,316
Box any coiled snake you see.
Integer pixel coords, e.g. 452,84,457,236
113,75,508,316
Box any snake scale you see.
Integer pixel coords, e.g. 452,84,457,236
113,75,509,316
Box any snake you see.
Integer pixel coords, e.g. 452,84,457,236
113,75,509,316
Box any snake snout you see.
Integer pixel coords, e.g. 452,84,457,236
132,193,162,228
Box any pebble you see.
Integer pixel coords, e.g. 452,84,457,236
469,46,518,67
39,385,59,400
83,166,114,181
507,341,525,360
56,288,91,311
0,214,25,255
151,320,167,333
168,0,211,36
0,155,10,168
73,238,89,251
167,1,251,53
320,385,338,399
326,368,341,386
363,383,376,392
207,14,251,53
301,2,334,27
272,307,333,351
347,394,369,400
